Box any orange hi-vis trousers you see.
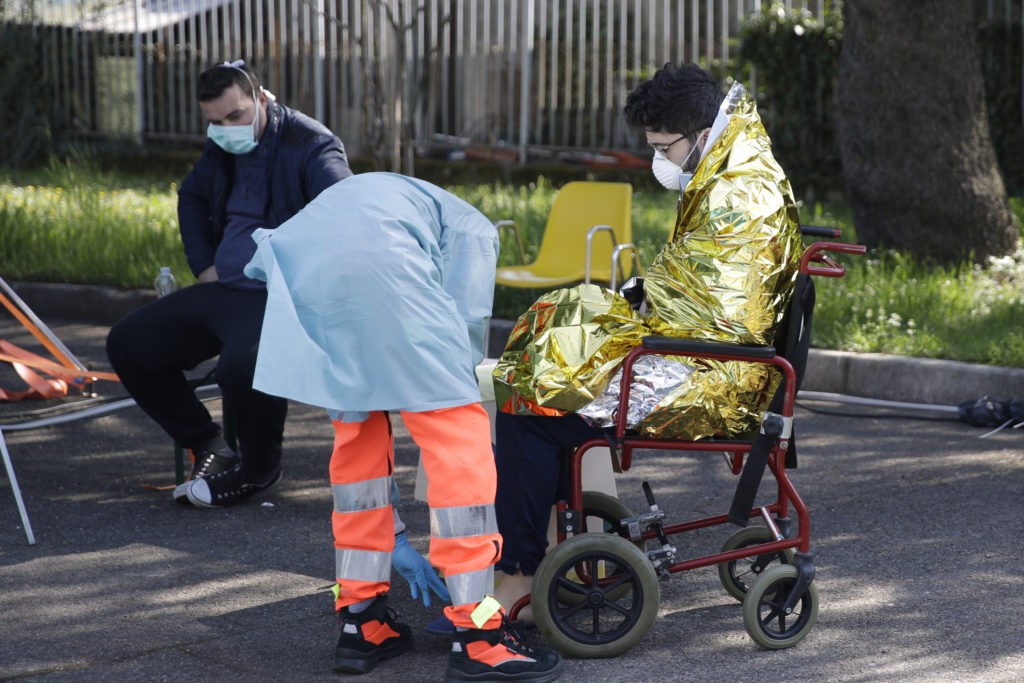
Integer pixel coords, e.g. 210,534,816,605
330,403,503,629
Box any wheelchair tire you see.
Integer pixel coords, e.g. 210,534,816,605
533,533,659,659
578,491,644,550
554,491,645,606
717,526,795,602
742,564,819,649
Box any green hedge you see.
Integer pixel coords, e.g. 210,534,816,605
979,20,1024,194
0,10,59,168
738,2,843,186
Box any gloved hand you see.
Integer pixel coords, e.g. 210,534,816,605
392,531,450,607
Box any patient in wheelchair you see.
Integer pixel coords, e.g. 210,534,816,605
490,63,805,615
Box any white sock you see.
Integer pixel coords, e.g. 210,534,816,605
347,598,374,614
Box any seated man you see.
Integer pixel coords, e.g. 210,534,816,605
106,60,352,508
490,63,805,612
242,173,562,681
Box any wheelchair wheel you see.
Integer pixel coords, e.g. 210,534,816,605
742,564,819,649
578,491,644,550
533,533,659,658
717,526,795,602
555,491,644,606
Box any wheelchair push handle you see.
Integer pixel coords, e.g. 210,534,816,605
800,240,867,277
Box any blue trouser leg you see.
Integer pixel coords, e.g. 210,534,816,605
494,411,606,575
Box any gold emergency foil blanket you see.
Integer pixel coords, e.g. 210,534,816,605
632,359,780,438
645,90,803,345
494,84,803,439
494,284,647,416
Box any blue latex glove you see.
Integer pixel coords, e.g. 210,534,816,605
392,531,450,607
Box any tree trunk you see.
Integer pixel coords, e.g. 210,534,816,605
837,0,1018,264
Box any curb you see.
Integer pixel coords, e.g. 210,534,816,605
10,282,156,326
10,282,1022,408
801,349,1024,407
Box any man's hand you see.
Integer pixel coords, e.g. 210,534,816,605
197,265,219,282
391,531,450,607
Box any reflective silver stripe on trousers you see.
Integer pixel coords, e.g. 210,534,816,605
430,504,498,539
333,476,392,513
335,547,392,583
446,565,495,607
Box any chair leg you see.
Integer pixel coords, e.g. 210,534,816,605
173,398,235,485
1,429,36,545
174,442,187,485
223,401,237,452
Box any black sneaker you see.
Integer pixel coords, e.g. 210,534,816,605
172,444,240,502
183,463,281,508
447,617,562,682
334,594,413,674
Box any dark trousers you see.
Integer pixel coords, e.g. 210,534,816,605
106,282,286,478
494,410,607,575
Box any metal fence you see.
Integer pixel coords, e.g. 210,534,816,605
4,0,1021,160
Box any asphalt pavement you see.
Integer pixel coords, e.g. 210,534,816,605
1,307,1023,682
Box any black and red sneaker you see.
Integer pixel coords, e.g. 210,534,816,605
447,617,562,682
334,594,413,674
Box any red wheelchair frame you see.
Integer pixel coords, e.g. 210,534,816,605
514,231,865,657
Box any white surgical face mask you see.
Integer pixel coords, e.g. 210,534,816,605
207,99,260,155
650,139,702,191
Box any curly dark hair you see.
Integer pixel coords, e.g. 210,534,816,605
623,63,724,136
196,61,261,102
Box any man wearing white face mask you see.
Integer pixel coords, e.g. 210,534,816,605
107,60,352,508
491,63,804,619
622,63,724,193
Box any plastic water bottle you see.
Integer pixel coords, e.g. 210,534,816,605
154,267,178,297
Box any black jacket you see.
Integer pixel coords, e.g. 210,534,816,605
177,99,353,276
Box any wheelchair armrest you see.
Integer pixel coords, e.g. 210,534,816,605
641,336,777,360
799,224,841,238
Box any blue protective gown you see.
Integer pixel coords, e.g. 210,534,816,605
243,173,498,421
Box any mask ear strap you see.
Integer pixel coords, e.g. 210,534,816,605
218,59,258,101
678,137,701,172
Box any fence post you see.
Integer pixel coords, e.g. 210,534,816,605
313,0,326,124
518,0,535,165
133,0,144,144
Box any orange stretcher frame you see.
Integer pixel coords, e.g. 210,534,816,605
1,275,126,546
0,278,119,401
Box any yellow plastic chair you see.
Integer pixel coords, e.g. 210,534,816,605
495,181,639,290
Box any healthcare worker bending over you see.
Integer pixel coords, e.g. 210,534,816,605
244,173,562,682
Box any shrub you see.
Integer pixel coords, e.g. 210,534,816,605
978,20,1024,194
0,2,59,167
737,2,843,189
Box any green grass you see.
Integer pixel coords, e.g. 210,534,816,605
2,161,1023,367
813,247,1024,366
0,159,192,289
802,202,1024,367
